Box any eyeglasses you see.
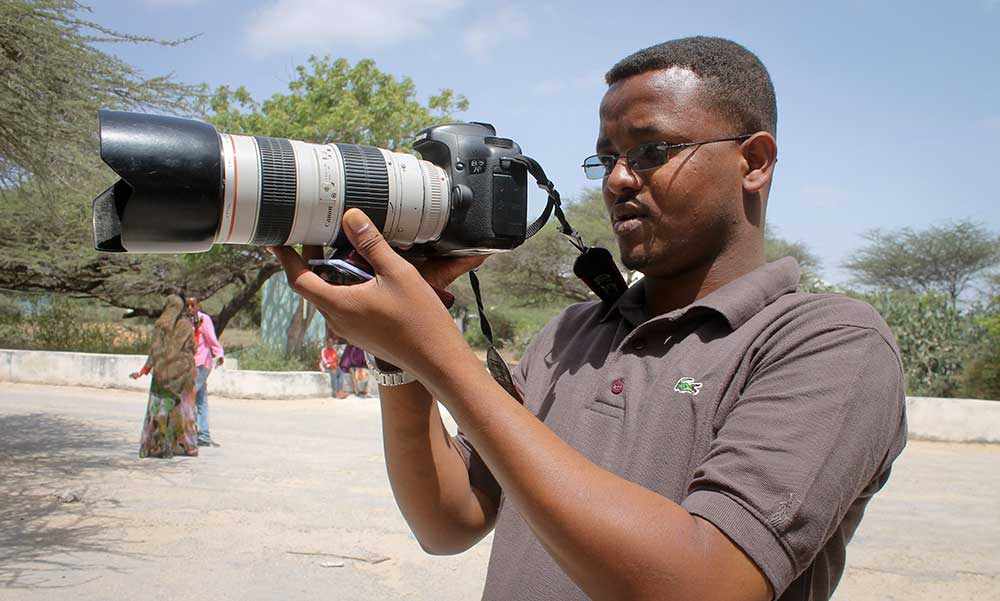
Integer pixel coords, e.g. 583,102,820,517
581,135,751,180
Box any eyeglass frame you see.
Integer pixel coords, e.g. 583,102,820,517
581,135,753,180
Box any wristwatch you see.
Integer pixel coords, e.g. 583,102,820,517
365,351,417,387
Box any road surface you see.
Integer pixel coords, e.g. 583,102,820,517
1,383,997,600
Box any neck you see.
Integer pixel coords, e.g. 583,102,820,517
642,243,766,317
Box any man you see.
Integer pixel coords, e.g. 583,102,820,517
186,296,224,447
271,37,906,601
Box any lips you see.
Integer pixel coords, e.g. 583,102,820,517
610,201,648,233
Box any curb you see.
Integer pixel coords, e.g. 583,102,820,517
2,348,997,443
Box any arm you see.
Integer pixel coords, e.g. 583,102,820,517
272,210,770,601
379,381,498,554
200,314,224,365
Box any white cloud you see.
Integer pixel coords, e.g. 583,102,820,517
799,184,847,210
461,6,531,54
245,0,464,55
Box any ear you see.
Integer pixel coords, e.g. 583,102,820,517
741,132,777,195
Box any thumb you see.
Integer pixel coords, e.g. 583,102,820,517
342,209,403,276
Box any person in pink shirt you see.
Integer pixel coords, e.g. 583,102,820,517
186,297,224,447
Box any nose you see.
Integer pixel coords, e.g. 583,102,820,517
604,157,641,198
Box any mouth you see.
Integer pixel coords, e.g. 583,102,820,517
610,201,648,233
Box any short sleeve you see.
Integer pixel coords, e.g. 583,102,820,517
681,324,907,596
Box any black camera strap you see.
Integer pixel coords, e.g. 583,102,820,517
468,269,524,404
467,155,628,400
510,154,628,304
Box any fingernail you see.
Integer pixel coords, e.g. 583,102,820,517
344,210,370,234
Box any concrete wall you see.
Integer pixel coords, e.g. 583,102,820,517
0,349,329,400
906,396,1000,444
2,349,1000,442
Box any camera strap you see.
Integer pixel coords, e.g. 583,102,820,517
511,155,628,304
465,155,629,401
468,269,524,404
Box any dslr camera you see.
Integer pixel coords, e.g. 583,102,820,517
92,110,529,257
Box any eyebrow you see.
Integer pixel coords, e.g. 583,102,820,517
595,124,689,154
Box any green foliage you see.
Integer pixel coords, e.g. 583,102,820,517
235,340,322,372
480,189,626,309
201,56,467,149
865,290,981,397
0,296,152,354
0,0,201,186
961,310,1000,400
845,220,1000,307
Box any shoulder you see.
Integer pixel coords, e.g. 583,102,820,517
533,300,607,346
754,291,902,368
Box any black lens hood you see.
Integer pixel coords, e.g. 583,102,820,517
93,110,222,253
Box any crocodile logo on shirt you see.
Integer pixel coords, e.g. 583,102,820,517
674,377,703,396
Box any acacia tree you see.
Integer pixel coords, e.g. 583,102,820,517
844,220,1000,307
199,56,467,343
0,11,467,336
0,0,213,318
0,0,199,185
765,224,824,291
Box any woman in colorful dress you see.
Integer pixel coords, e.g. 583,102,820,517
130,295,199,458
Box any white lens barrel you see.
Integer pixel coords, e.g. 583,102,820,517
216,134,449,249
217,134,263,245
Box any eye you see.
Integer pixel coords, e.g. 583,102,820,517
628,143,669,170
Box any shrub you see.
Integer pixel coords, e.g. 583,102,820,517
865,291,980,397
0,296,151,355
235,341,321,372
961,312,1000,400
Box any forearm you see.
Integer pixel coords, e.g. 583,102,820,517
380,380,496,554
425,357,766,601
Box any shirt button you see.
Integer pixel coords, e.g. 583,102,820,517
611,379,624,394
632,338,646,351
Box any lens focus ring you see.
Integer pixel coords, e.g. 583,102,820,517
252,136,297,246
334,144,389,246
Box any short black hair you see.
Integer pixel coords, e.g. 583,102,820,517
605,36,777,135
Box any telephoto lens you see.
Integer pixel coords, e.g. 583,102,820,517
92,110,451,254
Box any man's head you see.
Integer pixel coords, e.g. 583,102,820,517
596,36,778,278
185,297,201,317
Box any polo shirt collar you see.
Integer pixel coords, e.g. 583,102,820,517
602,257,801,331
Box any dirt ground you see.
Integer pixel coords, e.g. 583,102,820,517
1,382,997,600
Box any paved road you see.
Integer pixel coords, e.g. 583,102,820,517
1,382,997,600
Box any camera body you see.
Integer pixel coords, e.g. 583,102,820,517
91,110,530,256
411,122,528,255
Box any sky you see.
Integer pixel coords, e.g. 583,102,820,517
86,0,1000,284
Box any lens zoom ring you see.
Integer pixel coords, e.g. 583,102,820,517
336,143,389,232
252,136,297,245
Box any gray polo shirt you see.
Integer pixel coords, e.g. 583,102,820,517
456,257,907,601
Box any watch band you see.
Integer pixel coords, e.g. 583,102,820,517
364,351,417,387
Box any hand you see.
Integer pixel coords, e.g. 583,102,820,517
297,245,487,294
129,371,141,380
216,357,224,368
269,209,477,381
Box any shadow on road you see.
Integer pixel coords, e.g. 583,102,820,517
0,412,171,589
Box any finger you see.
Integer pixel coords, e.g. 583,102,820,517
416,254,490,289
342,209,405,276
269,246,344,307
